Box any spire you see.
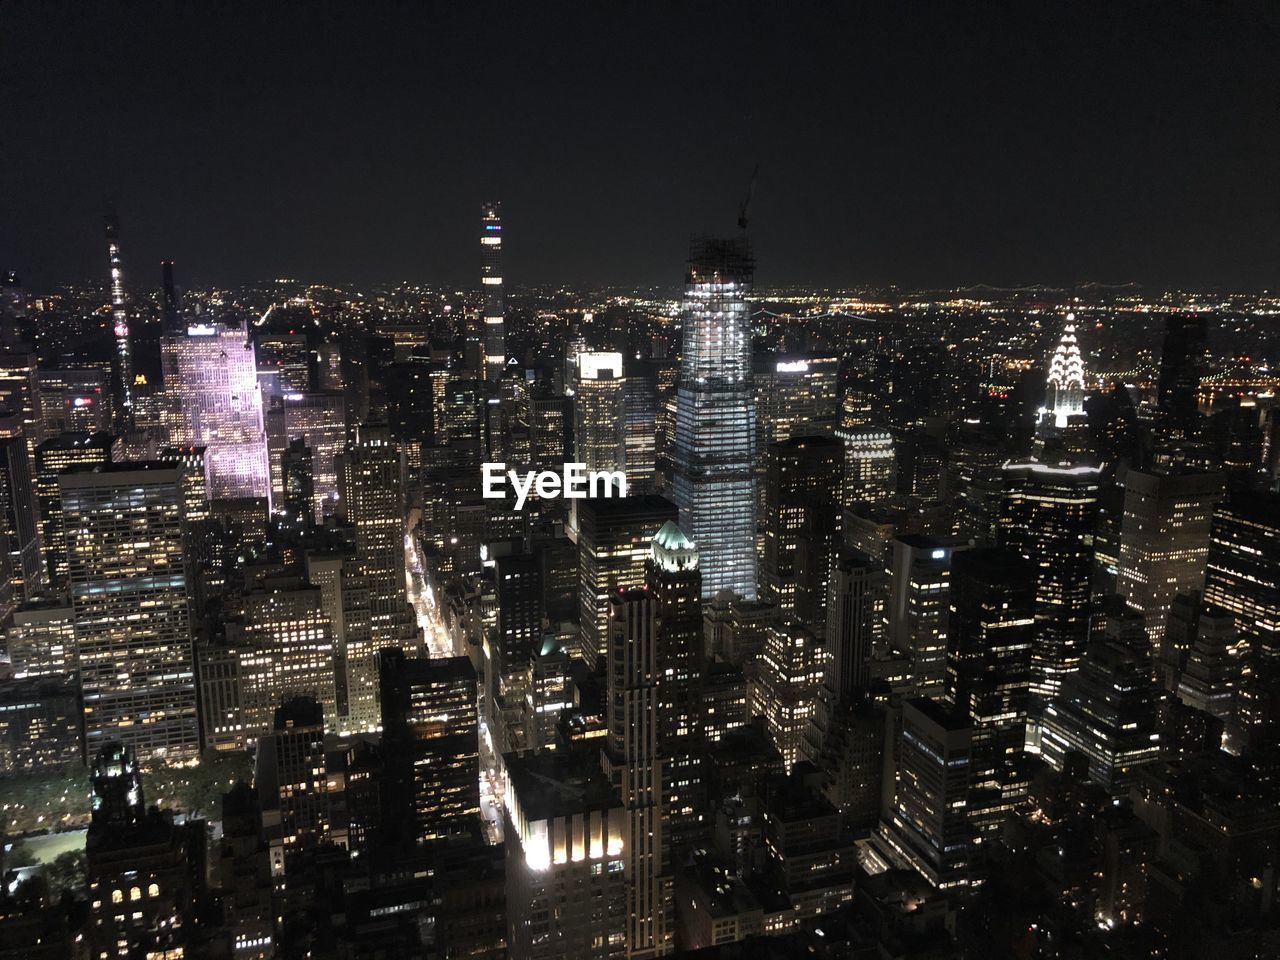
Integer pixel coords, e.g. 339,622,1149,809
1045,312,1086,428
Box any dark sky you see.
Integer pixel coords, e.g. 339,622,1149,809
3,1,1279,291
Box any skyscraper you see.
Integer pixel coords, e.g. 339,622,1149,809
1156,313,1208,438
255,697,329,876
754,619,828,771
161,259,181,334
576,493,677,664
161,322,271,505
945,547,1036,833
1042,313,1086,429
999,459,1101,699
481,201,506,381
573,352,627,475
379,649,481,845
605,589,673,957
888,535,970,698
760,435,842,614
1040,640,1161,796
336,428,419,728
875,697,973,890
671,238,757,599
34,431,115,589
104,208,135,429
835,425,895,508
0,415,43,610
648,521,705,851
1117,467,1224,644
61,463,198,762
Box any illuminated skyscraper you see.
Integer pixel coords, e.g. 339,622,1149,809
576,494,677,664
481,201,506,381
605,589,673,957
754,619,828,771
0,415,43,610
104,209,135,429
1042,313,1086,429
61,463,198,762
572,352,627,475
671,238,757,599
761,435,841,614
35,431,115,589
835,425,895,508
161,322,271,505
888,535,970,698
265,390,346,520
1117,467,1224,644
336,428,419,729
379,649,481,845
999,459,1101,699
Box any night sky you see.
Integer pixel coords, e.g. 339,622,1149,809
3,2,1278,291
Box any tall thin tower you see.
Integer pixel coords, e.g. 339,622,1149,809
104,208,135,429
1043,313,1085,429
480,201,505,381
671,237,757,599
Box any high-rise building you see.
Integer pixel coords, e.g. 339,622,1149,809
573,352,627,475
760,436,842,614
671,238,757,599
0,415,43,609
1157,313,1208,438
161,322,271,505
379,649,481,845
34,431,115,589
5,598,76,678
753,353,840,448
623,365,658,494
217,783,274,959
489,550,544,753
36,367,111,435
1117,467,1224,644
875,697,973,890
754,619,828,771
576,493,677,664
504,750,627,960
605,589,674,957
256,697,329,877
648,521,706,851
999,459,1101,699
336,428,419,729
888,535,970,698
224,580,338,737
1203,492,1280,750
0,676,82,774
104,209,135,429
61,463,198,762
1042,313,1086,430
481,201,506,380
86,743,195,959
834,425,895,508
161,259,181,334
824,547,885,702
1040,640,1161,796
945,547,1036,833
265,390,346,520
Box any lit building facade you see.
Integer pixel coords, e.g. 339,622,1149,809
104,210,135,428
1042,313,1085,429
61,463,199,762
481,201,506,380
573,352,627,475
1117,467,1225,644
671,238,757,599
999,459,1101,699
161,322,271,505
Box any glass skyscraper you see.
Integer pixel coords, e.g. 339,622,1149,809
671,237,757,599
